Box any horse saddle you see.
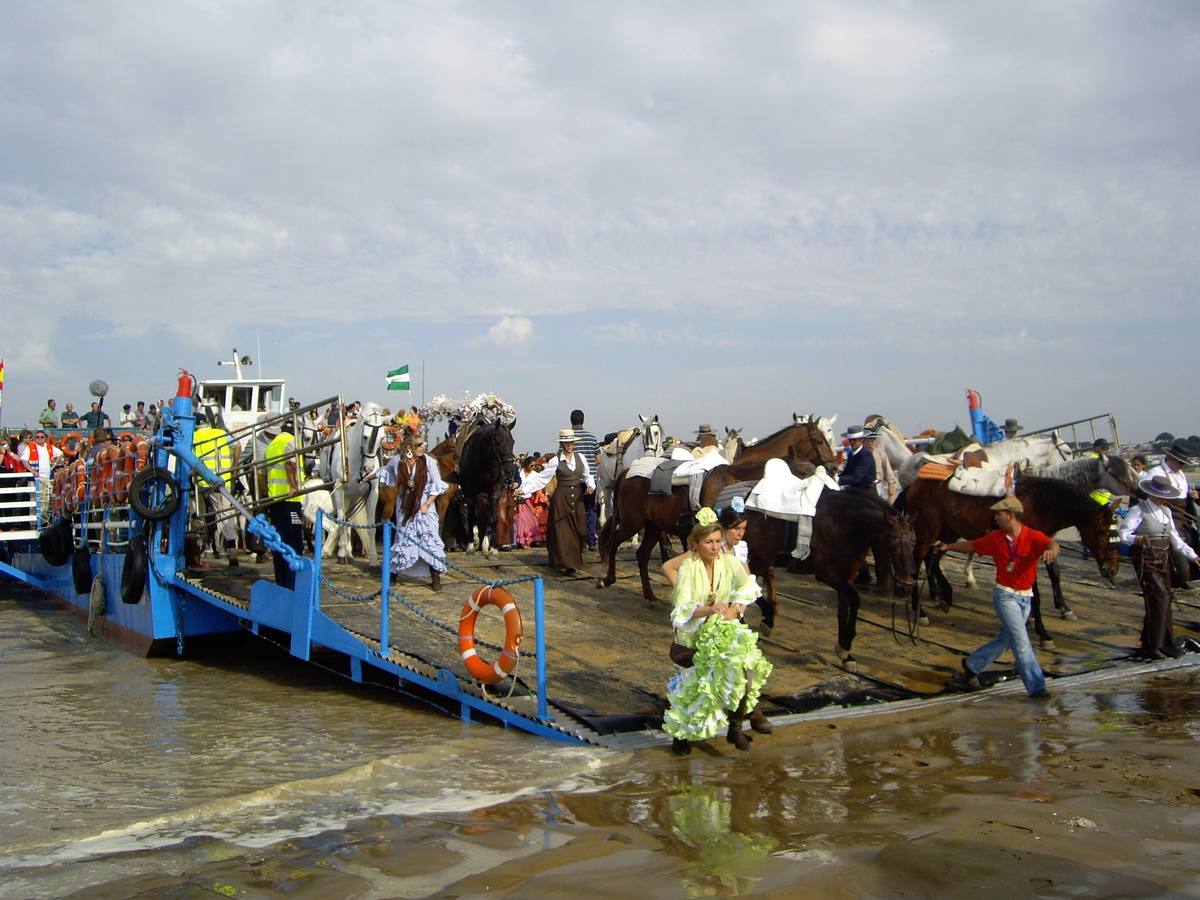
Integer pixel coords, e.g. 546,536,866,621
746,458,838,521
649,459,687,495
601,427,637,456
947,465,1011,498
916,461,956,482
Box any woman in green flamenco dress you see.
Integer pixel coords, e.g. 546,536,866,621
662,509,773,756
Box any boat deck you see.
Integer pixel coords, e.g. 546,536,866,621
185,538,1200,748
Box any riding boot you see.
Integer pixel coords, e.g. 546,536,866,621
726,717,752,751
748,705,773,734
430,571,442,592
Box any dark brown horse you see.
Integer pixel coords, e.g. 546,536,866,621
742,489,916,669
898,475,1119,648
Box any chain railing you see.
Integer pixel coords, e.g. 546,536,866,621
314,508,550,721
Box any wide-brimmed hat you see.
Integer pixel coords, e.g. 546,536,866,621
1003,418,1022,431
696,424,715,435
990,496,1024,514
558,428,577,444
841,425,870,441
257,413,280,437
1165,440,1194,464
1141,474,1182,499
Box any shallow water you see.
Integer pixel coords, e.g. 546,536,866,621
2,588,1198,898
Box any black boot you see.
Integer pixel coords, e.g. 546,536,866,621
430,571,442,592
671,738,691,756
748,706,773,734
726,718,751,751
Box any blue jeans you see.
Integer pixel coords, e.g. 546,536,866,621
965,586,1046,696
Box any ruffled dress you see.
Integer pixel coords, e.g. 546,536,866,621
662,554,773,742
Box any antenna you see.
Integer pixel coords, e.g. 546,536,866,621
217,348,253,380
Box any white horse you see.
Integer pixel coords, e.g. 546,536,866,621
897,432,1070,488
863,415,913,470
318,401,386,563
596,414,665,525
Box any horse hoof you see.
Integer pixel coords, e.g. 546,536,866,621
1040,639,1057,651
936,600,951,613
918,616,930,627
842,656,859,673
1060,610,1077,621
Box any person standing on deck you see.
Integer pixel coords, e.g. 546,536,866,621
19,430,62,515
193,411,242,568
263,420,303,590
1146,440,1199,591
570,410,601,550
363,435,448,591
515,429,594,576
1003,418,1022,440
38,400,57,430
1118,474,1198,660
59,403,80,428
937,496,1059,698
838,425,876,491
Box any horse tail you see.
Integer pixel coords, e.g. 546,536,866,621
598,472,623,562
893,487,908,514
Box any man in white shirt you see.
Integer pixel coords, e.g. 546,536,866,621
1146,441,1198,590
18,430,63,519
1119,474,1199,659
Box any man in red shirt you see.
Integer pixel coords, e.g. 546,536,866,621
936,496,1059,698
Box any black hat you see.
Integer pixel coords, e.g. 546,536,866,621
1092,438,1110,449
1166,440,1194,464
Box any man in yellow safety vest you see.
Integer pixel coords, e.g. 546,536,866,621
263,419,303,589
193,411,241,567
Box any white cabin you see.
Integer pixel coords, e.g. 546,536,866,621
196,350,287,433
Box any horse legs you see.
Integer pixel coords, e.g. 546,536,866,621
596,510,640,590
929,548,954,613
963,550,978,589
1045,559,1075,620
834,581,861,673
1030,579,1056,650
637,524,662,603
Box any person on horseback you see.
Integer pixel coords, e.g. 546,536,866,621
1119,474,1198,659
838,425,876,491
936,496,1059,698
662,509,773,755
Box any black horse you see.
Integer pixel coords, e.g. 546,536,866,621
453,422,519,556
742,488,916,671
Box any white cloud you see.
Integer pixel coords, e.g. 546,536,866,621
472,316,534,347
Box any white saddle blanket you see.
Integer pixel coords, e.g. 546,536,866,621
746,458,840,519
627,450,726,484
948,465,1008,497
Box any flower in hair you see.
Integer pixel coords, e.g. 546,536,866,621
731,496,746,514
695,507,717,526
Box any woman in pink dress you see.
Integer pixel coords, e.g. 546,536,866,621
514,455,547,547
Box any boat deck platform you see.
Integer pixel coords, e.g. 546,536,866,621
181,539,1200,750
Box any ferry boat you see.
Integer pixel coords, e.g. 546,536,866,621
2,372,1194,750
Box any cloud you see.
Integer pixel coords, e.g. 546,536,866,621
471,316,534,347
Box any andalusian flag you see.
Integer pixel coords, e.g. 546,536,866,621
386,364,410,391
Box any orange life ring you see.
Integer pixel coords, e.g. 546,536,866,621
73,459,87,508
60,432,85,459
380,425,404,451
132,436,149,474
112,444,132,503
457,585,523,684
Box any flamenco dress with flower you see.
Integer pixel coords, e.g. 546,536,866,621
662,553,773,742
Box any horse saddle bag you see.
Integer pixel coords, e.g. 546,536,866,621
650,459,687,495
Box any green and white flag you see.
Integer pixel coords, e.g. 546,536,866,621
386,365,410,391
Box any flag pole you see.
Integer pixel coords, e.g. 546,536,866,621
421,360,425,408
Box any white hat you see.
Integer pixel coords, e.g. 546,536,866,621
841,425,870,441
257,413,280,436
558,428,577,444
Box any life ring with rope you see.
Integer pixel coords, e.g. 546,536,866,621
457,585,523,684
60,432,85,459
380,425,404,451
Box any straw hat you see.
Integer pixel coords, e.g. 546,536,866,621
695,424,716,436
558,428,577,444
1140,474,1182,500
990,496,1024,514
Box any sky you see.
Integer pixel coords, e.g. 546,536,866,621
1,1,1198,448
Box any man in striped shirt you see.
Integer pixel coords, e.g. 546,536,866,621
571,409,601,550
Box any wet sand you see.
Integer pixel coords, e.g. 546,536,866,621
65,669,1200,899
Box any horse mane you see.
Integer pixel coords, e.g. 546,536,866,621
1017,475,1101,522
1030,456,1100,489
756,421,815,445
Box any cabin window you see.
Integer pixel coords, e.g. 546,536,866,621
200,385,228,408
259,385,281,412
231,387,253,412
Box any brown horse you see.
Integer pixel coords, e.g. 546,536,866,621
375,436,464,546
730,421,836,468
898,475,1119,648
742,489,916,669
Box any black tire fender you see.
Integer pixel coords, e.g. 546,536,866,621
38,518,72,567
129,466,181,521
72,544,93,595
121,535,148,604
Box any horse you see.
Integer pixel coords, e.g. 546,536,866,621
897,433,1070,488
730,420,837,470
897,475,1120,649
741,489,916,669
961,454,1139,607
453,422,518,557
791,413,837,459
318,402,386,564
596,414,665,525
